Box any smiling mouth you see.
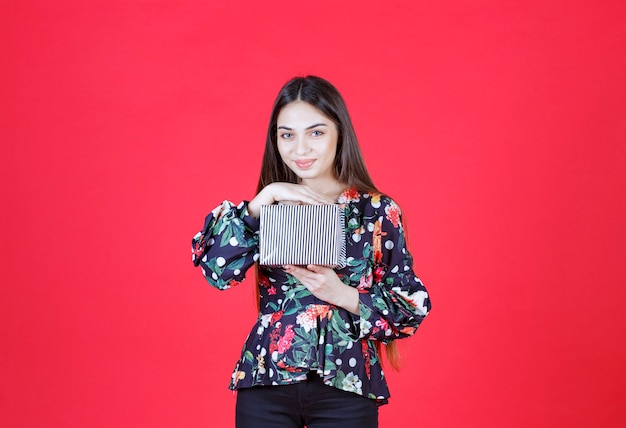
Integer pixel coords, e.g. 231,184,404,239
295,160,315,169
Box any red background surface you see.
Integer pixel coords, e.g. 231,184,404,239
2,1,625,427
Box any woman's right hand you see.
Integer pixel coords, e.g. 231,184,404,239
247,183,334,218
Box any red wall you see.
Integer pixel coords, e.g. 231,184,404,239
2,1,625,427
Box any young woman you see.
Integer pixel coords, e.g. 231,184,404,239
191,76,431,428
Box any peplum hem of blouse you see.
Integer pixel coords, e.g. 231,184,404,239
228,302,391,403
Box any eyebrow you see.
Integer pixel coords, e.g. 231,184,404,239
277,123,328,131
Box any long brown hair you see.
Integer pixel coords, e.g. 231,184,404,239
254,75,400,370
256,75,377,194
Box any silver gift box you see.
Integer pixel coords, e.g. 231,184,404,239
259,204,346,268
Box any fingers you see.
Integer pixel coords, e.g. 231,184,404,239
272,183,336,205
306,264,328,274
282,265,301,275
283,265,319,284
299,187,335,205
283,265,346,308
284,265,334,288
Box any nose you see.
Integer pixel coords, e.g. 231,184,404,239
295,136,310,155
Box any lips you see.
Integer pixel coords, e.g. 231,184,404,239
294,159,315,169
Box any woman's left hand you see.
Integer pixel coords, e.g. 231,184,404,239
283,265,360,315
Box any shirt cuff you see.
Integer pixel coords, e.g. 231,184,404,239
238,201,260,233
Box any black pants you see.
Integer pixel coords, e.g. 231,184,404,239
235,373,378,428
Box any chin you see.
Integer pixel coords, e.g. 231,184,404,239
292,171,318,180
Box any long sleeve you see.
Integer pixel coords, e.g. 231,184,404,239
347,197,431,343
191,200,260,289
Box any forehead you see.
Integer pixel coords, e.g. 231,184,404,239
277,101,332,126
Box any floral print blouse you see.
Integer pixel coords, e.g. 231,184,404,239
191,188,431,404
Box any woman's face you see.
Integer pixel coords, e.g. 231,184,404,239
276,101,339,185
